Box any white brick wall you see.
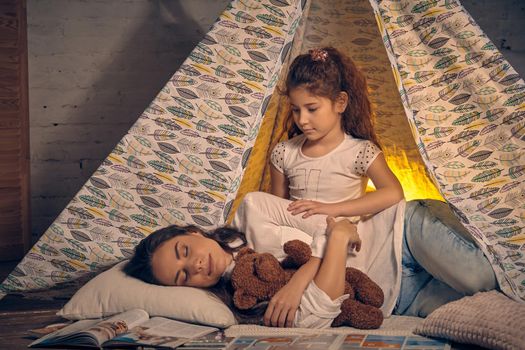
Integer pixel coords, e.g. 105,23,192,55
28,0,525,240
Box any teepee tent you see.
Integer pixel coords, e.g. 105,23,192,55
1,0,524,305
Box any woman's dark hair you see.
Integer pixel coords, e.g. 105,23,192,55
123,224,264,324
284,46,380,148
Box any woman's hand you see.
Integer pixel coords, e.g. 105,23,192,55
263,257,321,327
326,217,361,252
263,279,303,327
287,199,339,218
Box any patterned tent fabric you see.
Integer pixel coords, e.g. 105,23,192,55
0,0,306,296
370,0,525,302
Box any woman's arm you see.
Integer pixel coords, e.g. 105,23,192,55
288,154,404,218
263,256,320,327
270,163,290,199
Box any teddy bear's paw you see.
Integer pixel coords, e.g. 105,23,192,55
345,267,384,308
356,288,384,308
332,299,383,329
343,282,356,300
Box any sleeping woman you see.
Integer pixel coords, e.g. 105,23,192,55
124,192,498,328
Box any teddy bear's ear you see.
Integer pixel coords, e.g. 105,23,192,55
236,247,255,260
233,289,258,310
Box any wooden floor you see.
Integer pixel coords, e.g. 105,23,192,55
0,260,68,350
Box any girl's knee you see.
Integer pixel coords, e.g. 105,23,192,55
458,269,497,295
241,191,271,210
234,192,266,225
237,192,283,224
240,191,258,207
242,191,290,211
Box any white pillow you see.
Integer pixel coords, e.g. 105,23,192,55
57,260,237,328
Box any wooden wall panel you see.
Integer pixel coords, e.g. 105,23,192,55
0,0,29,261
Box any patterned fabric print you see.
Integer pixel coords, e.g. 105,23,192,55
225,91,292,224
227,2,315,224
371,0,525,302
293,0,443,201
0,0,306,295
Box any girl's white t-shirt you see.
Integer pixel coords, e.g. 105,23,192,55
270,134,381,203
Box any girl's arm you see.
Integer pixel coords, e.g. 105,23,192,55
288,153,404,218
313,218,357,299
270,163,290,199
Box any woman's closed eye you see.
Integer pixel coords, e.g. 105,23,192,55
175,241,189,259
174,242,189,285
179,270,188,286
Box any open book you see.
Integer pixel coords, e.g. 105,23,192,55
29,309,219,349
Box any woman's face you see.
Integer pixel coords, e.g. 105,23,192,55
151,232,233,288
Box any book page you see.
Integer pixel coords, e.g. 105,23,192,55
84,309,149,344
145,317,218,338
29,309,149,348
28,321,73,338
29,319,100,347
106,317,218,349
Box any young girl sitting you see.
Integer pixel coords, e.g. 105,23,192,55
245,46,404,326
270,47,404,220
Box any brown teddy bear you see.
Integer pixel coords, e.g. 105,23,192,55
230,239,384,329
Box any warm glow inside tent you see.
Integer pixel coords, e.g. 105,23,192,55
1,0,524,308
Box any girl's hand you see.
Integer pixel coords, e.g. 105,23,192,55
263,280,303,327
326,217,361,252
288,200,338,218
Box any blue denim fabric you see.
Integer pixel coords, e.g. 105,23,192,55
394,200,498,317
394,227,433,315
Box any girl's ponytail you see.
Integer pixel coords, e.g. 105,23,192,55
330,47,380,148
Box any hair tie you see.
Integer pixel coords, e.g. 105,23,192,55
309,48,329,62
